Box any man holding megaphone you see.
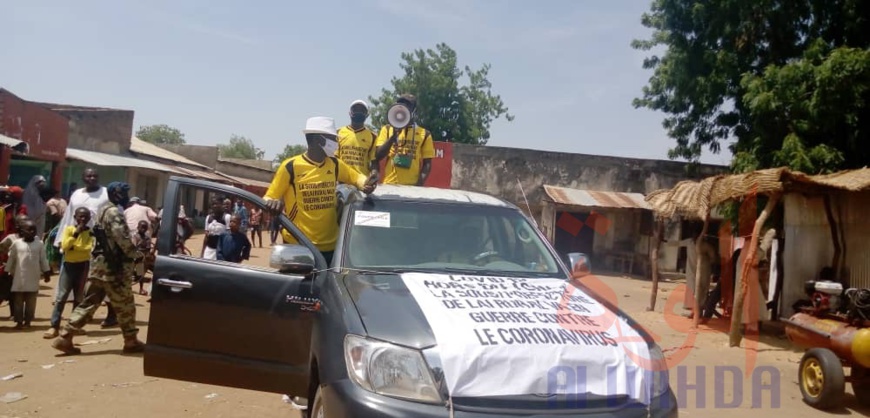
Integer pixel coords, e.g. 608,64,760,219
374,94,435,186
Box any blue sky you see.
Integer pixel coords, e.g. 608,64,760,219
4,0,730,165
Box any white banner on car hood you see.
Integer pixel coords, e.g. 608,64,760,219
401,273,654,401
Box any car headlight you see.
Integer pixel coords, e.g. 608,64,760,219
647,345,671,400
344,334,442,404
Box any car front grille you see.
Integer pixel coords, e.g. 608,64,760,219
450,393,649,416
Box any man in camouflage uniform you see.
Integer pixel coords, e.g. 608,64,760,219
51,182,145,354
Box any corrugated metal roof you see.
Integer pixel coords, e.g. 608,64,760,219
219,157,275,171
0,133,25,148
215,172,272,189
130,136,210,169
544,185,651,210
171,166,233,183
66,148,175,172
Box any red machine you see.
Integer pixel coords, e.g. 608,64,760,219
783,281,870,410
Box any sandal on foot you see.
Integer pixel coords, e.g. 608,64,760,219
122,340,145,353
51,337,82,355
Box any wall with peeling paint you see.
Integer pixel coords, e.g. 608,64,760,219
38,105,135,154
450,143,726,210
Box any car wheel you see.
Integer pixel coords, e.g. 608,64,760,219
798,348,845,410
309,385,324,418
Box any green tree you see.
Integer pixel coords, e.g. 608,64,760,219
633,0,870,173
369,43,514,145
136,124,186,145
218,134,265,160
274,144,307,164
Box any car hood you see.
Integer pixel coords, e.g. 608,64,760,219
343,271,659,404
342,273,437,349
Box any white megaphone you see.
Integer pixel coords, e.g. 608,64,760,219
387,103,412,129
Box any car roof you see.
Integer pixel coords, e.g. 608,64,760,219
363,184,515,208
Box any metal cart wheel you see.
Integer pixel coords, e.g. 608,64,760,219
799,348,845,410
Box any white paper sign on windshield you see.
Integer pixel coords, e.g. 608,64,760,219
354,210,391,228
400,274,653,401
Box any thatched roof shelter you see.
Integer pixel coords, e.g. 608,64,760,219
645,167,870,220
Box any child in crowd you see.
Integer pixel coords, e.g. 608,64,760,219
45,208,93,338
0,214,30,319
217,214,251,264
131,220,153,296
202,196,231,260
7,219,51,329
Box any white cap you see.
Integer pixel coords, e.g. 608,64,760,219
350,99,369,110
303,116,337,136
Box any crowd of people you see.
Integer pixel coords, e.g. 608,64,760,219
0,92,432,353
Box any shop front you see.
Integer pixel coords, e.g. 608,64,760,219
540,185,656,276
0,89,69,189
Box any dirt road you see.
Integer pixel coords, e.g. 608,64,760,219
2,241,868,417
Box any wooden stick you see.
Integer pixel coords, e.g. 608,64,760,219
823,195,841,278
837,201,847,282
729,194,780,347
647,220,664,311
692,215,710,328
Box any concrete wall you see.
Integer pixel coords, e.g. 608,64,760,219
159,144,220,169
0,90,69,162
128,167,170,209
450,144,727,209
45,107,135,154
215,160,274,183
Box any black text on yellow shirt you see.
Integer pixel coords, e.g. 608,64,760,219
337,125,377,175
264,154,367,252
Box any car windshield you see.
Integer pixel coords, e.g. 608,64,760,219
344,200,564,277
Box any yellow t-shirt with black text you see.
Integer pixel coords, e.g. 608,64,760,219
264,155,367,252
375,125,436,185
337,125,377,176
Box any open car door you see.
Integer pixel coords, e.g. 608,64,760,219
144,177,328,396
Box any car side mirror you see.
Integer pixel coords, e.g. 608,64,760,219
567,252,591,278
270,244,316,275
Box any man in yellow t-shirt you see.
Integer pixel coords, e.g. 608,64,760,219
337,100,378,180
375,94,436,186
264,117,377,264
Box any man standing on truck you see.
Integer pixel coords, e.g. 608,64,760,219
264,117,377,264
50,182,145,355
374,94,435,186
337,100,379,181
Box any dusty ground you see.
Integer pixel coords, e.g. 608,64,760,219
1,236,868,417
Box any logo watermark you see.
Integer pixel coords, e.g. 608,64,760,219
544,364,780,409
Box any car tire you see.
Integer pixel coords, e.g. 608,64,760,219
798,348,845,410
309,385,324,418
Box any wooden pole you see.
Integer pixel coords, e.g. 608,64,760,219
647,219,665,311
823,195,841,278
837,202,847,281
729,194,780,347
692,214,710,328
